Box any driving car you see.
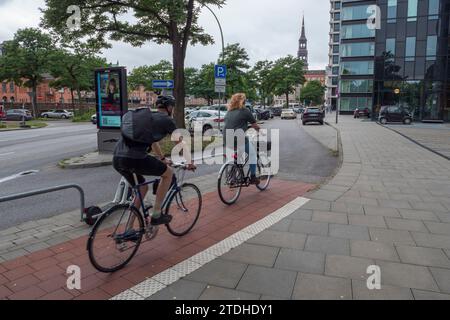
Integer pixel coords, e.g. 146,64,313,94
5,109,33,121
353,108,371,119
255,108,271,121
270,107,282,117
187,110,225,134
378,106,413,125
41,109,74,119
91,114,97,125
281,109,297,120
302,107,325,125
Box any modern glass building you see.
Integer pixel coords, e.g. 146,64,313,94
326,1,342,110
332,0,450,121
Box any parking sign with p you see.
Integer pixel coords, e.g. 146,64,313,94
215,65,227,79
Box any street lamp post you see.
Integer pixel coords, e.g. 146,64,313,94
202,4,225,130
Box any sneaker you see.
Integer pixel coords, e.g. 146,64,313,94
151,214,173,226
249,176,261,185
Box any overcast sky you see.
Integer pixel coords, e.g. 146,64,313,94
0,0,329,71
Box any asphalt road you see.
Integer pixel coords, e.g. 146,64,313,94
0,117,338,231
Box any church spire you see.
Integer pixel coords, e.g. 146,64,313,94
297,14,308,69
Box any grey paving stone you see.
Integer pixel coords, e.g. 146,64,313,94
332,202,364,215
289,209,313,221
396,246,450,268
312,211,348,225
329,224,370,241
23,242,50,253
269,219,292,232
376,261,439,292
435,212,450,223
199,286,260,300
429,268,450,294
305,235,350,256
364,206,401,218
301,200,331,211
385,218,428,232
292,273,352,300
412,232,450,250
377,199,411,210
349,215,387,228
424,221,450,235
260,295,285,300
369,228,416,246
0,249,28,261
359,191,390,200
185,259,248,289
351,240,399,262
275,248,325,274
338,197,378,206
148,279,207,300
389,193,420,202
45,235,72,246
325,255,374,281
288,220,329,236
310,190,343,202
321,185,350,193
412,289,450,300
247,230,306,250
399,209,439,222
352,280,413,300
237,265,297,299
221,243,279,267
410,201,447,212
0,227,21,236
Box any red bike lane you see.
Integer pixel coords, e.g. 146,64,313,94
0,179,314,300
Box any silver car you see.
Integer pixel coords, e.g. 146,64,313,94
41,109,74,119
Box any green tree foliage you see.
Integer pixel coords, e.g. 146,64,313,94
0,28,55,116
250,60,274,106
300,80,326,106
42,0,227,128
219,43,251,98
269,55,306,107
190,63,216,105
128,60,173,92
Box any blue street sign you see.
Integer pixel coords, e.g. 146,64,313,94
152,80,174,89
215,65,227,79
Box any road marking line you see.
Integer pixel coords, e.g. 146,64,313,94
0,152,15,157
0,170,39,184
110,196,310,300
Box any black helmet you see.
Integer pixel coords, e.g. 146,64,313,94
156,95,176,109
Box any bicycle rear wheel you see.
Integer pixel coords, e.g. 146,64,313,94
256,155,272,191
166,183,202,237
218,163,243,205
87,205,144,273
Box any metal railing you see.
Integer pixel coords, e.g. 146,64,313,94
0,184,86,222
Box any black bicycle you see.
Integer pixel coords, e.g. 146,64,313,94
218,141,272,205
87,163,202,273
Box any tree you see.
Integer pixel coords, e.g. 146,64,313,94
0,28,55,116
49,49,107,109
300,80,326,106
250,60,274,106
42,0,226,128
218,43,250,98
269,55,305,108
128,60,173,92
184,67,199,97
190,63,216,105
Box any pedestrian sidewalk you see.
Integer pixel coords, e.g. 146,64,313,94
125,115,450,300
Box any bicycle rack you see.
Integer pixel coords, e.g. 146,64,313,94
0,184,88,223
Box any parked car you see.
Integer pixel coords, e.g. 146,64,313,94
281,109,297,120
41,109,74,119
91,114,97,125
255,108,271,121
302,107,325,125
5,109,33,121
187,110,225,134
353,108,371,119
378,106,412,125
271,107,283,117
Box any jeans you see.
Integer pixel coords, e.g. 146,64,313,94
245,138,257,176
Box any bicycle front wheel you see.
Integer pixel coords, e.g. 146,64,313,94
218,164,243,205
88,205,144,273
166,183,202,237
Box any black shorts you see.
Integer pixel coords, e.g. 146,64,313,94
113,156,168,186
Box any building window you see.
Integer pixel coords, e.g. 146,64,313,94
334,2,341,10
407,0,418,22
333,34,340,43
2,82,6,94
342,5,371,21
387,0,397,23
341,61,374,75
428,0,439,20
333,45,340,54
340,97,372,112
426,35,437,60
405,37,416,61
334,13,340,20
9,82,14,93
341,42,375,57
333,55,339,64
386,38,396,55
340,79,374,93
341,24,375,39
332,66,339,75
332,77,338,85
334,23,340,32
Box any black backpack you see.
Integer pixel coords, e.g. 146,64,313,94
121,108,155,145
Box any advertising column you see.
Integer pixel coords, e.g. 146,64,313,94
95,67,128,153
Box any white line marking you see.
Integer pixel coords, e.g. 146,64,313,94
110,196,310,300
0,170,39,184
0,152,14,157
